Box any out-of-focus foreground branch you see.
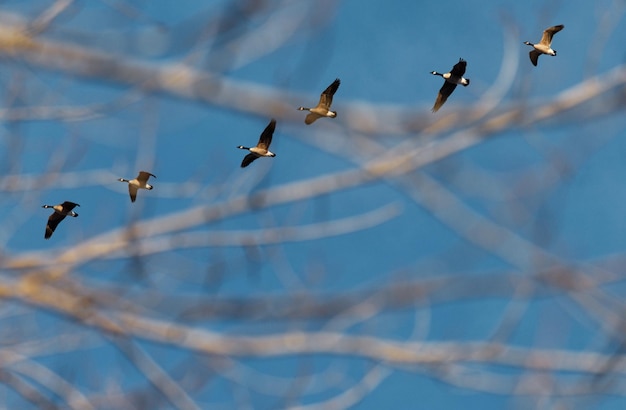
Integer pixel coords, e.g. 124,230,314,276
0,2,625,409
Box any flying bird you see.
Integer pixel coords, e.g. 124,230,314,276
523,24,564,66
236,119,277,168
297,78,340,124
118,171,156,202
41,201,80,239
430,58,470,113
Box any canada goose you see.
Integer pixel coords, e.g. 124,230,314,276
41,201,79,239
118,171,156,202
237,119,277,168
430,58,470,113
524,24,564,66
297,78,340,124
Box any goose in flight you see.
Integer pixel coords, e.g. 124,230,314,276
118,171,156,202
297,78,341,125
41,201,80,239
237,119,277,168
524,24,564,66
430,58,470,113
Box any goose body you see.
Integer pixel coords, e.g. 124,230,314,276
41,201,80,239
430,58,470,113
237,119,277,168
118,171,156,202
297,78,340,125
524,24,564,66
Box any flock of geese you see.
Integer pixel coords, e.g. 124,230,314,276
41,24,565,239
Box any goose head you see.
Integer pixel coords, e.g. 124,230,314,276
523,41,533,46
118,178,129,183
237,145,249,150
430,71,443,77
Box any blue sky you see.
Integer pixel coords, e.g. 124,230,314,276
1,0,626,408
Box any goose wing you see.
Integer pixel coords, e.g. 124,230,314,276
318,78,340,110
450,59,467,77
137,171,156,183
257,119,276,150
61,201,80,212
241,153,259,168
432,81,457,113
305,112,322,125
45,212,66,239
540,24,564,46
529,49,541,66
128,185,138,202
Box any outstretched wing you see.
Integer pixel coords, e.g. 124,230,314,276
432,81,457,113
529,50,540,66
45,212,66,239
128,185,138,202
541,24,564,46
318,78,341,110
305,113,321,125
241,153,258,168
257,119,276,150
450,59,467,77
61,201,80,212
137,171,156,183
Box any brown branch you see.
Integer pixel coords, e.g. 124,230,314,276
2,276,626,380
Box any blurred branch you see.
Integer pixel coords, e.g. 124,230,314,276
290,365,391,410
0,368,59,410
110,337,200,410
9,355,96,410
0,3,625,408
0,168,118,192
28,0,76,36
3,65,624,275
4,201,401,270
0,13,623,134
2,273,626,382
0,89,142,122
